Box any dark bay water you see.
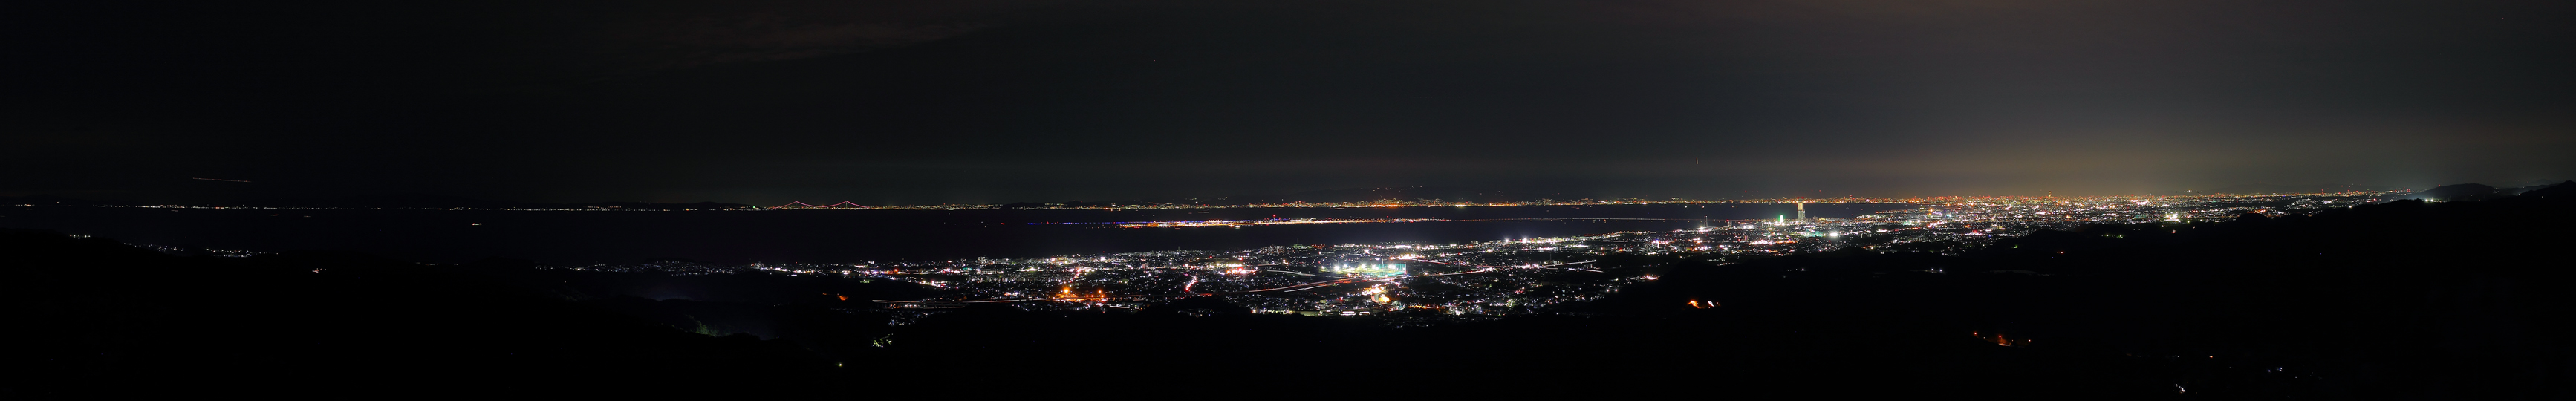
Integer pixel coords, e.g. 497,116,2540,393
3,203,1902,264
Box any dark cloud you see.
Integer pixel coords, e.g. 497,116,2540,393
552,1,1053,79
637,20,985,67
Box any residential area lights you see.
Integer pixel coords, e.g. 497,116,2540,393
556,190,2396,320
764,190,2399,211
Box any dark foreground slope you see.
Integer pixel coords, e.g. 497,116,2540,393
15,183,2576,398
1586,195,2576,399
7,231,831,397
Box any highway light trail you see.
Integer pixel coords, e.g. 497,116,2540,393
771,201,870,209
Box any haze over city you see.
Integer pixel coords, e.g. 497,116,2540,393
9,0,2570,205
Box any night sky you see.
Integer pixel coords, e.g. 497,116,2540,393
9,0,2572,204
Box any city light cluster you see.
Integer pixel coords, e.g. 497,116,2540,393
556,191,2398,322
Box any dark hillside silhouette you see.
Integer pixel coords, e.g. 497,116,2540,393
7,229,826,397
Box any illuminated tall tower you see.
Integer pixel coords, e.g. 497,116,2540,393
1795,202,1806,221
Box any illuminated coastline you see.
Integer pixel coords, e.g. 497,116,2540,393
1111,218,1445,228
